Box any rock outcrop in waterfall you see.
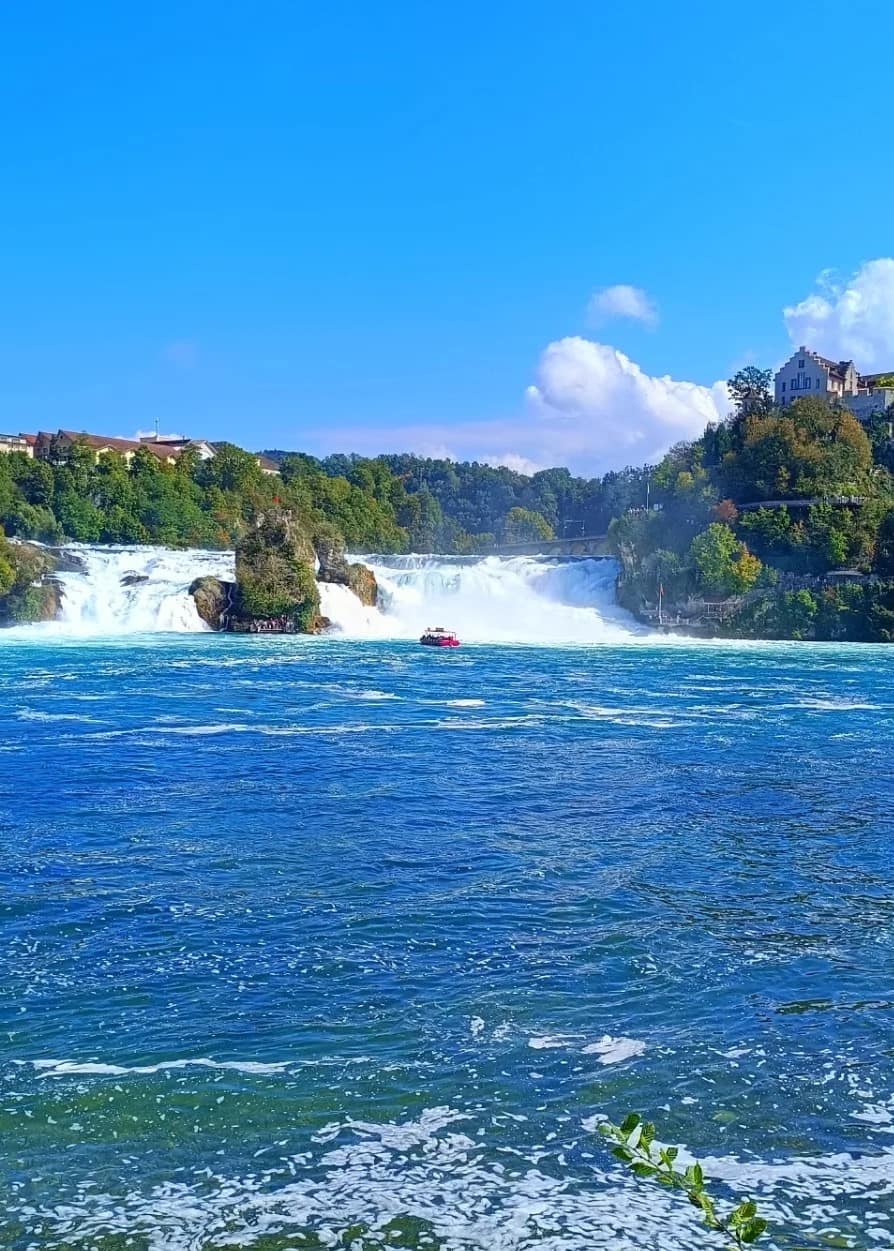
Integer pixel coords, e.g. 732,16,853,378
186,511,379,635
0,539,62,625
227,510,323,634
188,576,232,631
314,523,378,607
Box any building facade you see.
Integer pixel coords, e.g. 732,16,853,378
0,434,35,457
775,347,859,407
775,347,894,422
843,389,894,422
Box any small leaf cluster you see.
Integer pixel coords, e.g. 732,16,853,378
599,1114,768,1248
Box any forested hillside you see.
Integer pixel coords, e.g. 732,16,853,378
609,368,894,640
3,364,894,638
0,437,649,553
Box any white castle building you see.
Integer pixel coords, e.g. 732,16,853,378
775,347,894,421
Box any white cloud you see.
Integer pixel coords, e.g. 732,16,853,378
480,452,543,476
311,338,728,477
588,284,658,327
783,258,894,369
525,337,730,470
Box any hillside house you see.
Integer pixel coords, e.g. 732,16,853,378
775,347,894,420
0,433,35,457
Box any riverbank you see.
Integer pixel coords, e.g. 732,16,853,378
626,573,894,642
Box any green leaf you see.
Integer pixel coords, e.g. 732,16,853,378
664,1145,679,1164
741,1217,768,1243
630,1162,657,1178
619,1113,641,1137
612,1146,634,1163
639,1121,655,1151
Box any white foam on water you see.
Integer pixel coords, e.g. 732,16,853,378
11,1104,893,1251
317,581,393,637
336,553,646,645
581,1035,647,1064
28,1057,291,1078
54,545,235,635
528,1034,579,1050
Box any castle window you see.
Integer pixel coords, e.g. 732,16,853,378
799,360,805,368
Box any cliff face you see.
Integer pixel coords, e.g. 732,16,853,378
229,511,324,634
186,512,379,635
0,540,61,625
189,576,232,631
315,524,378,607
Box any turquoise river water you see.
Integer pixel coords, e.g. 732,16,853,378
1,626,893,1249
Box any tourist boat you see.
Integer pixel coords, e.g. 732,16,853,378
420,626,461,648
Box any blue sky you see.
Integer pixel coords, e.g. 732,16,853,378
3,0,894,475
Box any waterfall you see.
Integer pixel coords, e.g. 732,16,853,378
55,546,236,634
39,546,640,644
321,554,643,644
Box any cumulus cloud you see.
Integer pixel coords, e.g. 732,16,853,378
311,338,729,477
588,284,658,327
483,452,543,476
525,337,729,470
783,259,894,369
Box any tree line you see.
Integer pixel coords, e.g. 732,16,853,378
0,437,653,554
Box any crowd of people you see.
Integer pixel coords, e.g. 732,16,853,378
245,615,300,633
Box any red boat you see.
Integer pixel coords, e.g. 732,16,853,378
420,626,461,648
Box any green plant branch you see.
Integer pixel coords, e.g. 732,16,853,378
599,1114,768,1248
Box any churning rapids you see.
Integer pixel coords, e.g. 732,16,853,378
3,548,894,1250
41,544,644,643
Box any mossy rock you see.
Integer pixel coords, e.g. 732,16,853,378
314,523,378,607
189,576,233,631
346,561,378,606
0,540,61,625
233,509,322,633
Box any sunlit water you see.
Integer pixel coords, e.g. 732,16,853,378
2,627,894,1248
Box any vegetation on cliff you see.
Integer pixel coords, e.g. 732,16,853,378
231,512,322,633
612,369,894,639
0,535,60,624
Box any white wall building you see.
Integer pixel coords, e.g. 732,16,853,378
775,347,859,407
775,347,894,422
0,433,34,457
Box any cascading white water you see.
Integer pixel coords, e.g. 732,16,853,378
42,545,642,644
55,546,236,634
321,554,644,644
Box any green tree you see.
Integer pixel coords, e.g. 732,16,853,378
689,524,762,594
502,507,554,544
727,366,773,419
876,509,894,577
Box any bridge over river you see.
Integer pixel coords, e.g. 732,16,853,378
487,533,612,557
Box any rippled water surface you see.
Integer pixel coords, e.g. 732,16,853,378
2,635,893,1249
